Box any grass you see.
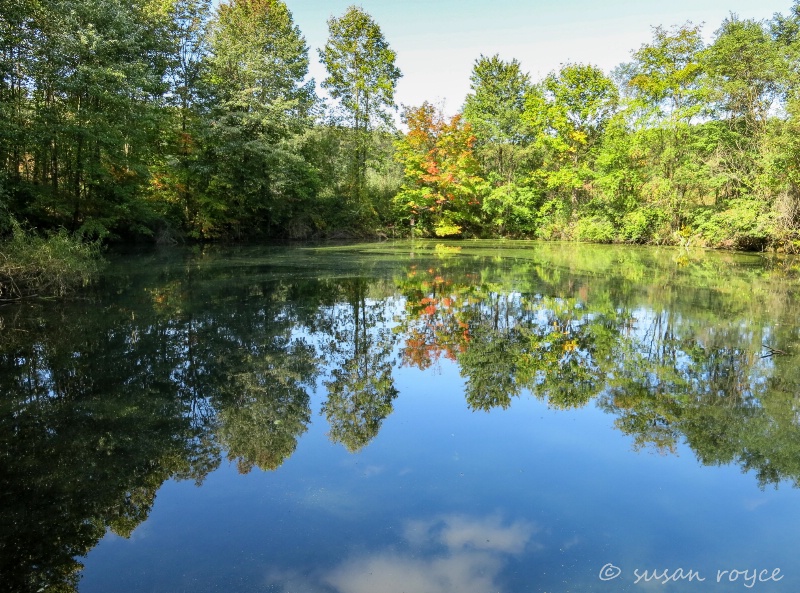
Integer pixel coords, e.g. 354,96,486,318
0,221,105,300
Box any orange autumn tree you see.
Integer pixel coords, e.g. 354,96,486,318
393,103,486,237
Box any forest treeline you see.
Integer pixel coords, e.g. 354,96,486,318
3,0,800,250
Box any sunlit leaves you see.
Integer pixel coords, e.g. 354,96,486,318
394,103,485,237
617,22,706,125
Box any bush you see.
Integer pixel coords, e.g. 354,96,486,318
692,199,773,250
535,199,571,240
0,221,105,300
619,207,667,243
575,216,616,243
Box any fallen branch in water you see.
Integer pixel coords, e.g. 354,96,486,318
761,344,788,358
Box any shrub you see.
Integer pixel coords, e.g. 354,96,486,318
692,199,773,250
619,207,667,243
0,221,105,300
575,216,616,243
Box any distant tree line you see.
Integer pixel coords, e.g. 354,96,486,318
3,0,800,249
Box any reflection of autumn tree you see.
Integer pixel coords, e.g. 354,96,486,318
317,278,399,452
391,248,800,488
397,264,471,370
396,264,617,411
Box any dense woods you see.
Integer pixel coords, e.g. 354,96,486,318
3,0,800,250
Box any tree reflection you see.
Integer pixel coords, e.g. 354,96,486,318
396,265,613,411
216,346,316,473
0,300,220,593
317,278,399,452
393,244,800,489
2,243,800,591
0,252,322,592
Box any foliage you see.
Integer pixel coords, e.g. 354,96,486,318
702,15,783,128
463,54,535,182
616,22,706,125
0,221,104,299
393,103,485,237
575,215,616,243
318,5,401,220
2,1,800,247
195,0,317,239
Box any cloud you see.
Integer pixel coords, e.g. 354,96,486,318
324,550,501,593
265,568,331,593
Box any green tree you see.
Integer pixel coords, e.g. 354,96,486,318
318,6,401,220
539,63,618,214
608,24,714,240
462,55,542,236
463,54,534,182
146,0,212,238
692,16,784,247
617,22,706,125
2,0,173,237
200,0,317,238
703,15,783,129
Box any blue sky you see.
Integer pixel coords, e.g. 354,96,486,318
288,0,794,115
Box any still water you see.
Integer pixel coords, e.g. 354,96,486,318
2,241,800,593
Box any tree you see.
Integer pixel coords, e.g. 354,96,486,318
463,54,533,183
146,0,212,237
610,24,713,237
462,55,543,235
616,22,706,126
0,0,173,237
540,63,618,210
200,0,317,238
318,6,401,214
393,102,484,237
697,15,784,245
703,15,783,129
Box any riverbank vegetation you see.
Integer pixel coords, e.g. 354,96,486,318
3,0,800,250
0,220,103,300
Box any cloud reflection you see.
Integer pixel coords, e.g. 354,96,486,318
323,514,537,593
404,513,536,554
324,550,502,593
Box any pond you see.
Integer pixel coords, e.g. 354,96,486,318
2,240,800,593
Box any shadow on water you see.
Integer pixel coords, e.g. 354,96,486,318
2,241,800,591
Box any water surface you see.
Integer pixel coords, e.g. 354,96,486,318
2,241,800,592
